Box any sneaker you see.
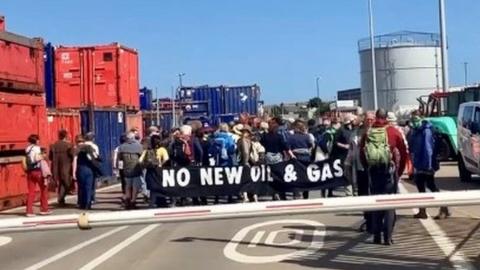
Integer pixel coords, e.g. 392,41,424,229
39,211,53,216
26,213,36,217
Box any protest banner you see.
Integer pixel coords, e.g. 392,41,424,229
145,159,347,197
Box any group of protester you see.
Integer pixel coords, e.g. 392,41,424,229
23,108,449,246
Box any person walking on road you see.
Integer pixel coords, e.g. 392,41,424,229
24,134,51,217
49,130,74,207
83,132,101,204
360,109,408,245
73,134,100,210
408,111,450,220
118,132,144,209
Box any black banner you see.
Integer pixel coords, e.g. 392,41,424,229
145,159,347,197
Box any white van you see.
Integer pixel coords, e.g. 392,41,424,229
457,102,480,181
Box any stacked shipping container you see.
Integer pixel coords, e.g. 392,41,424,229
178,84,261,125
44,42,141,179
0,17,47,210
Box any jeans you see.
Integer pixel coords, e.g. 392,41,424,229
77,165,94,209
26,170,49,214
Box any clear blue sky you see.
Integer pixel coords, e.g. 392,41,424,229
2,0,479,104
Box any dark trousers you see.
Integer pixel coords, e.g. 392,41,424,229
414,173,438,193
58,177,72,204
77,166,94,210
370,168,397,242
120,170,126,194
357,170,372,232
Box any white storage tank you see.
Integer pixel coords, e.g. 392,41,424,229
359,31,443,111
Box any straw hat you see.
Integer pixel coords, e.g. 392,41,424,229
232,124,244,135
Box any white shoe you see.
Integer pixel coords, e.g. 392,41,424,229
26,213,36,217
39,211,53,216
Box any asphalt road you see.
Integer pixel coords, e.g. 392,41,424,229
1,162,480,270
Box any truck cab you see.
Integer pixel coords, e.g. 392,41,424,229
457,102,480,181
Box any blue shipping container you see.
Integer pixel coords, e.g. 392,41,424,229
223,85,259,115
140,87,153,110
181,86,224,116
80,109,126,178
44,43,55,108
179,85,260,116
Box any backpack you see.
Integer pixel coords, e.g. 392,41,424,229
170,138,191,166
141,149,159,169
120,152,142,177
22,146,38,172
364,127,391,168
210,137,229,162
317,129,335,155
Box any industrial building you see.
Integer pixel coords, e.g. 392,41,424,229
337,88,361,105
358,31,443,111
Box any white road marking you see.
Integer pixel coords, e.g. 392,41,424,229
24,226,128,270
248,231,266,248
3,183,122,213
0,236,12,247
224,219,325,264
398,183,476,270
78,224,160,270
264,229,303,246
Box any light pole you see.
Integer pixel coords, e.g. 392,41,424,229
439,0,449,94
464,62,468,86
316,76,321,108
155,87,159,126
174,73,186,128
368,0,378,111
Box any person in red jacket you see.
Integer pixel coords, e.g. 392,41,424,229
359,109,408,245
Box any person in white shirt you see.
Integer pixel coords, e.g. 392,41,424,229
25,134,51,217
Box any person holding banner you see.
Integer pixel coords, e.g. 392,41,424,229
262,117,295,200
287,119,314,199
238,125,264,202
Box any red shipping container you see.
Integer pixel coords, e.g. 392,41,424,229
0,92,47,151
45,109,81,148
0,159,29,210
0,28,44,92
54,43,139,109
126,111,144,136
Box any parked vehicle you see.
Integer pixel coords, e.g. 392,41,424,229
457,102,480,182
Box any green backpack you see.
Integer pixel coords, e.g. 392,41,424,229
365,127,391,168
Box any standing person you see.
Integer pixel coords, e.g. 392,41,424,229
288,120,314,199
83,133,101,204
238,125,264,202
49,130,74,207
113,134,128,203
261,117,295,200
169,125,194,206
24,134,51,217
210,123,236,167
318,119,340,197
118,132,144,209
331,114,355,163
360,109,408,245
350,111,375,232
142,126,160,150
408,111,449,219
73,135,100,210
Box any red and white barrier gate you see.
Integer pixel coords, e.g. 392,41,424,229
1,190,480,233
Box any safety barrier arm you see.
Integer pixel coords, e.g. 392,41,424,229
1,190,480,233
